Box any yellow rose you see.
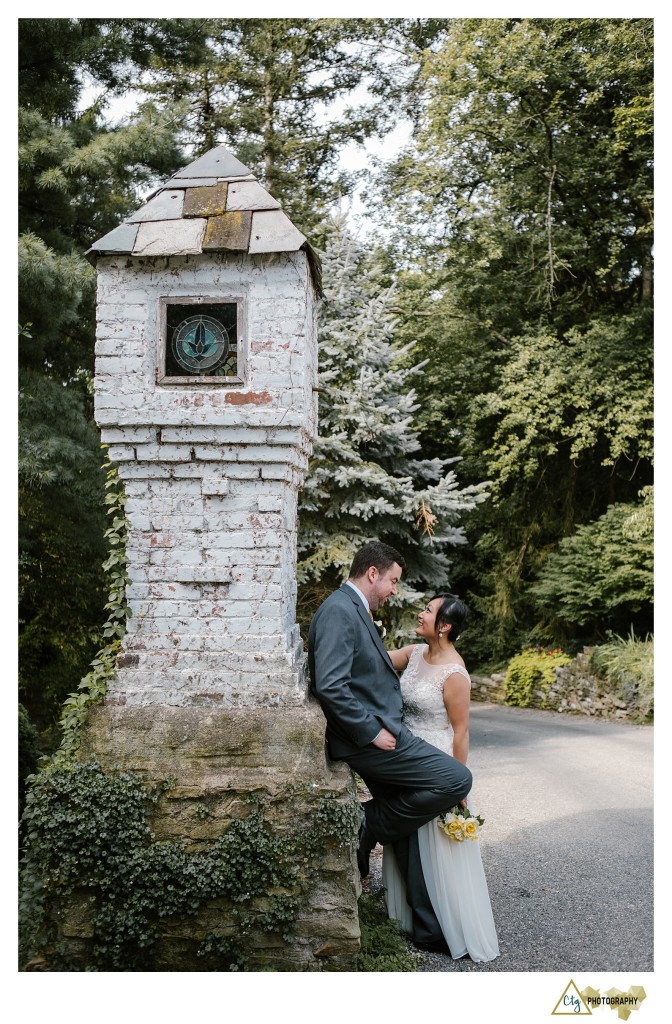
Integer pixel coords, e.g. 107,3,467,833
464,819,479,840
447,819,465,842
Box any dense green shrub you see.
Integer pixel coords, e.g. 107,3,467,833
531,488,653,640
504,647,572,708
590,632,653,722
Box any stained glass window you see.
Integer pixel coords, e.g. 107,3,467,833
163,302,239,379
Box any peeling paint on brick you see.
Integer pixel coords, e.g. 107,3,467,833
224,390,272,406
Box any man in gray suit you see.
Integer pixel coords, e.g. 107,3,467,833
308,540,472,951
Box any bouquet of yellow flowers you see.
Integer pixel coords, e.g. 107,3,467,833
437,805,485,842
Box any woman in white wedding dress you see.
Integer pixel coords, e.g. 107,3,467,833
384,594,499,963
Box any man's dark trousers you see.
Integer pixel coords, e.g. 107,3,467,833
340,726,471,947
344,725,471,844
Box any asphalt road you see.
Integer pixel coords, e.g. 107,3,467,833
367,702,654,973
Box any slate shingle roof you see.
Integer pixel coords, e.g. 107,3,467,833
87,144,322,294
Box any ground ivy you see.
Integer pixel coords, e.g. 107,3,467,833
20,760,360,971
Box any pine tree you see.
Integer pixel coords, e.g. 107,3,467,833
297,217,488,637
137,18,419,237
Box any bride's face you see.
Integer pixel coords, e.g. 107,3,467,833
416,598,443,637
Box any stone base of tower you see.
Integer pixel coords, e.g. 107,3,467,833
52,700,361,972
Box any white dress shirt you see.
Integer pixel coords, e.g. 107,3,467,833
345,579,370,615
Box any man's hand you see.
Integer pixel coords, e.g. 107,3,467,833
372,728,397,750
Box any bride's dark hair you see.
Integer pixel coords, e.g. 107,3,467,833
431,593,468,642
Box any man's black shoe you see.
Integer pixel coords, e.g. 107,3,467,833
356,819,377,878
413,937,451,955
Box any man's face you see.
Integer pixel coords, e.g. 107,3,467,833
369,562,402,612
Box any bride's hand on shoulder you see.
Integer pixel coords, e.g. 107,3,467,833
387,644,414,671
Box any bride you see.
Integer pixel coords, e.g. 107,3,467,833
385,593,499,963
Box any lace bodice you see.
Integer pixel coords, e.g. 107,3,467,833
400,644,471,754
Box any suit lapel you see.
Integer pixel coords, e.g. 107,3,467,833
340,584,397,673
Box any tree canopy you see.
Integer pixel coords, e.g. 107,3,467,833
18,16,653,734
378,17,653,660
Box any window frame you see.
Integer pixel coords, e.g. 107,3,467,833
156,294,247,386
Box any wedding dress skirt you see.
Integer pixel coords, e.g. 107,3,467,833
382,645,499,963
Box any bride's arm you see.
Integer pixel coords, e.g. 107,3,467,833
387,644,414,671
443,674,471,765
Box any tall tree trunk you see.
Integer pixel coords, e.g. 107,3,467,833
641,247,653,302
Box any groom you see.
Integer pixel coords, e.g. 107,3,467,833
308,540,472,949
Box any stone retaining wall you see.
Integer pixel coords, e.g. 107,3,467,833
471,649,644,721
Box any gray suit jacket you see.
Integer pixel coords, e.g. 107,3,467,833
308,583,403,758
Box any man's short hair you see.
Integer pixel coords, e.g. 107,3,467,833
349,541,406,580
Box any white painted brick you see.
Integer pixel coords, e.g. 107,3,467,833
173,566,233,583
97,321,145,342
125,513,152,531
202,512,282,532
102,427,156,444
204,548,281,566
225,583,284,601
107,445,136,462
201,498,251,519
150,496,204,514
147,531,201,549
147,581,203,600
203,530,284,549
117,463,173,480
212,464,260,480
97,303,146,322
248,356,280,374
197,549,235,567
207,633,289,653
121,497,146,513
250,297,303,319
266,427,305,445
161,427,269,444
150,514,204,531
146,477,197,494
95,391,147,410
132,600,197,618
197,444,297,464
169,464,207,478
192,445,238,461
125,544,151,563
126,634,206,651
201,476,229,496
95,339,144,358
149,548,203,565
120,480,150,497
134,444,195,462
251,567,284,583
97,283,149,303
260,465,294,481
